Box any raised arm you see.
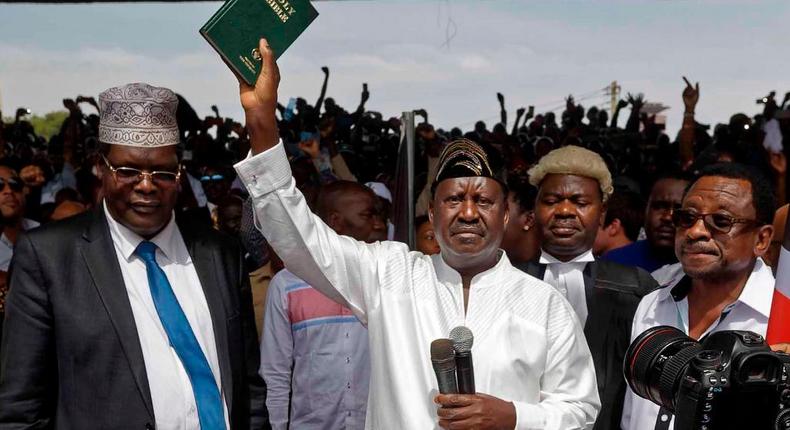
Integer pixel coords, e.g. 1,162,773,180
497,92,507,128
315,66,329,114
610,99,627,129
235,39,399,321
511,107,525,136
679,77,699,170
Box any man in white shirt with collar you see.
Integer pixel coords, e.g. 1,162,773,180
515,146,657,430
621,162,777,430
235,39,599,430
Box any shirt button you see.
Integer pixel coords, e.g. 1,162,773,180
347,382,351,389
345,332,349,338
346,357,350,364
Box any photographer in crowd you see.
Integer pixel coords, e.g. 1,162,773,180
621,163,776,430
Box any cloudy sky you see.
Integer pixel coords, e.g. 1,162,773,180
1,0,789,134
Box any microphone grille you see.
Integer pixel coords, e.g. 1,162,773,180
449,326,474,353
430,339,456,370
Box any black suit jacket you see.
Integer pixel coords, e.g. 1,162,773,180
0,207,269,430
515,258,657,430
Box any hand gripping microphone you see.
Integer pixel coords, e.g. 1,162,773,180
449,326,475,394
430,339,459,394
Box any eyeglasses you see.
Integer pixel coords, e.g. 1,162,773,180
0,177,23,193
102,155,180,186
200,174,225,183
671,209,757,234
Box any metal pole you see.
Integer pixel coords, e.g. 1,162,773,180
609,81,620,113
402,111,416,249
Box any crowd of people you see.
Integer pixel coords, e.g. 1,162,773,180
1,52,790,430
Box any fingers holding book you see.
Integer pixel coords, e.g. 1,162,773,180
240,38,281,154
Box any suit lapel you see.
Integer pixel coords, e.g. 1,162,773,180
180,224,235,417
582,260,597,333
80,208,154,419
583,260,607,393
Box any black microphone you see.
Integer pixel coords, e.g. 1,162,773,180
430,339,459,394
449,326,475,394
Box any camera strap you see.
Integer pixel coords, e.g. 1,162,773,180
653,406,673,430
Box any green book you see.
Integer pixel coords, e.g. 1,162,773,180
200,0,319,85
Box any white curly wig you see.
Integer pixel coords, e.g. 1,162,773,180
528,145,614,202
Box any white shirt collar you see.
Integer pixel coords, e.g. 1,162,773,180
656,258,774,319
433,250,509,289
539,248,595,265
103,200,180,263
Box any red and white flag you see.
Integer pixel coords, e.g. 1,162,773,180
767,215,790,344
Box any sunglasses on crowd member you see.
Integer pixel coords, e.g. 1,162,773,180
102,155,181,186
200,174,225,183
671,208,758,234
0,177,24,193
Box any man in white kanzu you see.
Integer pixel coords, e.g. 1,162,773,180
234,39,600,430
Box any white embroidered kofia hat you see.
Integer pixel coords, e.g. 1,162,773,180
98,82,179,147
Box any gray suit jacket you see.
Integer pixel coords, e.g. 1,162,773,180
0,207,269,430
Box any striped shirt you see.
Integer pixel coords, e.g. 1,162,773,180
260,269,369,430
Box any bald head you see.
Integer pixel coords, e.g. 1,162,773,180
51,200,87,222
316,180,386,243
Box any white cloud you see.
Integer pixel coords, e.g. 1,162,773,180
1,1,789,136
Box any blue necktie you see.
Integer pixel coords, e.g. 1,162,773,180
136,241,225,430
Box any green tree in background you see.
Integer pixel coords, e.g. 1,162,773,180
28,111,69,139
2,111,68,140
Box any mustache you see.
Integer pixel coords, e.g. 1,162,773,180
450,224,485,236
681,241,720,256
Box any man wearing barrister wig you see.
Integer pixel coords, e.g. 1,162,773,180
515,146,657,430
0,83,269,430
235,38,599,430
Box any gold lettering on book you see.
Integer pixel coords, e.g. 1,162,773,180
240,55,256,74
264,0,294,23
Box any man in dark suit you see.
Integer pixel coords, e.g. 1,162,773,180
515,146,657,430
0,83,268,430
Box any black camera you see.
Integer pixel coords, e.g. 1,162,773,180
624,326,790,430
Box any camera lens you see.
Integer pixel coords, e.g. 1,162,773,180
624,326,703,411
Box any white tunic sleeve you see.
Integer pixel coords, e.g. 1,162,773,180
235,142,405,323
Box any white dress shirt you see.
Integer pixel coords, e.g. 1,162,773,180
621,258,774,430
104,203,230,430
235,142,600,430
540,249,595,326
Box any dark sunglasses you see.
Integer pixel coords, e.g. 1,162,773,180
671,209,757,234
0,177,24,193
200,174,225,183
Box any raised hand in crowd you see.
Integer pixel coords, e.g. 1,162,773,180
610,98,628,128
682,76,700,112
19,164,46,189
625,92,645,132
512,107,526,136
680,76,700,169
497,92,507,127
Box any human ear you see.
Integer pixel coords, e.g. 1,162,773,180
754,225,775,256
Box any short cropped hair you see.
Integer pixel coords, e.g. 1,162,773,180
603,191,645,241
692,163,775,226
528,145,614,202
